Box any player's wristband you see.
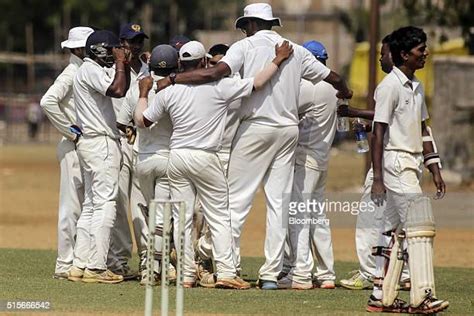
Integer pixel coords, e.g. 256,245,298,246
424,152,441,168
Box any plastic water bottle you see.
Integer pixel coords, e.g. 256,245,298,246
355,118,369,153
336,99,350,132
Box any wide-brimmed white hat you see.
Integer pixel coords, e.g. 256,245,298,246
179,41,212,61
61,26,94,49
235,3,282,29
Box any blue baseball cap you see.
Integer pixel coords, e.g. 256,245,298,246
169,35,190,51
119,23,148,40
303,40,328,60
150,45,179,70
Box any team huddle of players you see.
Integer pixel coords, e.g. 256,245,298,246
40,3,448,314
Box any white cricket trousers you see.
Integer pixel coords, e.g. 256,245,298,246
372,150,423,298
286,164,335,283
196,151,230,260
228,122,299,282
135,151,170,273
356,167,409,281
107,140,146,270
74,136,122,270
167,148,236,281
55,138,84,274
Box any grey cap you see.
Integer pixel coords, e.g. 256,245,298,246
149,44,178,70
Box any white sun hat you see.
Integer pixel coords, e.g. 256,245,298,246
61,26,94,49
235,3,282,29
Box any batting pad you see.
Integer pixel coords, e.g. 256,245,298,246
406,196,436,307
382,224,405,306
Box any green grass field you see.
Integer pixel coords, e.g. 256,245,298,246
1,249,472,315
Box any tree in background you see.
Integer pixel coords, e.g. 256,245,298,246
336,0,473,54
402,0,474,54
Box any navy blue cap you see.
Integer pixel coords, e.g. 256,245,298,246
119,23,148,40
86,30,121,56
150,45,179,70
303,40,328,60
169,35,190,51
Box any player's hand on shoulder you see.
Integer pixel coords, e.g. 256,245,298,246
274,40,293,66
139,76,153,97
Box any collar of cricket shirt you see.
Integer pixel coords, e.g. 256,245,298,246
70,54,84,67
392,66,421,92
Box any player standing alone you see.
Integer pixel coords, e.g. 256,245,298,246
367,26,448,314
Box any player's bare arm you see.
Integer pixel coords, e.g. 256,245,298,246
106,47,131,98
324,71,353,99
371,121,387,206
134,76,154,128
156,41,293,92
155,61,230,92
338,106,375,120
422,121,446,199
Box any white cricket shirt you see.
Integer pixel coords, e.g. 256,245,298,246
73,58,118,139
40,54,83,141
220,30,331,127
296,80,337,171
373,67,429,154
143,77,254,151
118,77,172,155
220,98,242,154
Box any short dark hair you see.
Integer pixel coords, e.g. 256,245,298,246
382,33,392,45
389,26,427,67
151,68,175,77
208,44,229,57
180,59,202,71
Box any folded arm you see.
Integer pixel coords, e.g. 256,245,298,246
40,74,76,141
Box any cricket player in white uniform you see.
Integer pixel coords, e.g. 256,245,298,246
40,26,93,280
194,44,237,277
107,23,149,280
153,3,352,290
280,41,337,290
366,26,448,314
135,40,293,289
68,30,130,284
339,34,410,291
116,44,177,285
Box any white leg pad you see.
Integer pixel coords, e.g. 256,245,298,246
382,224,405,306
406,196,436,307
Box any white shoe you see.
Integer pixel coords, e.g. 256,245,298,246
313,279,335,289
140,269,160,286
67,266,84,282
277,276,313,290
82,269,123,284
